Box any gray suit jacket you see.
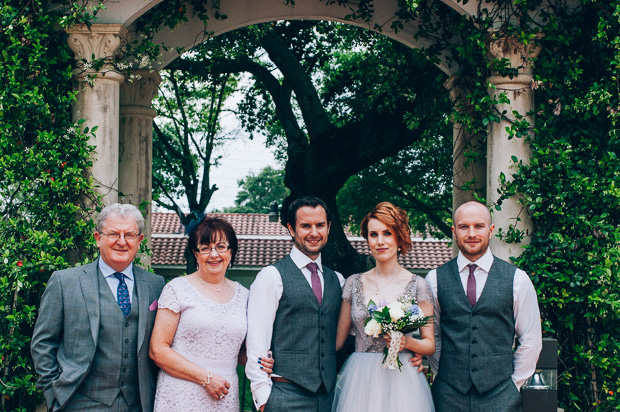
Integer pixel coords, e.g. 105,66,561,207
31,260,165,411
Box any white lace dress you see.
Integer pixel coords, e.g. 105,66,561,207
153,276,249,412
332,273,435,412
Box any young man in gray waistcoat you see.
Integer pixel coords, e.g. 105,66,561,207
246,196,345,412
425,201,542,412
31,203,165,412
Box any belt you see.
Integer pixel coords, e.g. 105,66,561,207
271,377,293,383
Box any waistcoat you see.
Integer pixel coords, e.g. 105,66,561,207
77,271,140,406
270,255,342,392
436,256,515,394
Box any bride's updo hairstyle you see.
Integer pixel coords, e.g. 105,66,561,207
360,202,412,255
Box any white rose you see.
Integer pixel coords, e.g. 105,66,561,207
388,303,405,322
364,319,382,337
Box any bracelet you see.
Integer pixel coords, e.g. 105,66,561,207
201,371,213,387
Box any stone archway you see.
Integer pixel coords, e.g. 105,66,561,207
66,0,540,260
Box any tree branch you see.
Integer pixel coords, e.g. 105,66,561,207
260,27,333,138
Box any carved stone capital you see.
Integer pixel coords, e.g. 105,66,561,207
66,24,128,63
486,34,543,76
120,71,162,108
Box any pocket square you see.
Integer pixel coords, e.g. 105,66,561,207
149,299,158,311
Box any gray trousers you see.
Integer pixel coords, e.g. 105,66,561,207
264,382,334,412
432,378,522,412
59,392,141,412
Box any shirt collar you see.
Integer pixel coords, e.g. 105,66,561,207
456,248,494,273
290,245,323,272
99,257,134,281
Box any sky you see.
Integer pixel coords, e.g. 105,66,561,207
206,133,280,212
152,133,279,213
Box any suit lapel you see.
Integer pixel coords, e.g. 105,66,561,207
135,266,149,350
79,260,101,345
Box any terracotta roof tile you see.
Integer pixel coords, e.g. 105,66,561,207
152,212,289,236
151,213,452,270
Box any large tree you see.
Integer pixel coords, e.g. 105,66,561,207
171,21,453,273
338,131,453,239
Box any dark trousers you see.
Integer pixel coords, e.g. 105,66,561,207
432,378,522,412
264,382,334,412
60,392,141,412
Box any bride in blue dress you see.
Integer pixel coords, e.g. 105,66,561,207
333,202,435,412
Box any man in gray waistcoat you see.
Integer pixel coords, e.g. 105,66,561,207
31,203,165,412
246,196,345,412
425,201,542,412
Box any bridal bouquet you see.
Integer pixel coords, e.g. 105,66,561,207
363,292,432,371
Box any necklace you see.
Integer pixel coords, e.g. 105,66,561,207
212,280,226,293
373,267,401,295
197,273,226,293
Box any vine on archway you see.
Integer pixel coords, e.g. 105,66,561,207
0,1,100,409
412,1,620,409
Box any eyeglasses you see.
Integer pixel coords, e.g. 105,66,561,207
197,243,230,254
100,232,141,241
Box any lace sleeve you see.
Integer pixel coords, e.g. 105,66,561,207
342,274,357,304
157,278,183,313
413,275,433,305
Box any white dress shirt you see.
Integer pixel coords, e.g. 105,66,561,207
425,249,542,390
245,246,345,409
99,257,135,303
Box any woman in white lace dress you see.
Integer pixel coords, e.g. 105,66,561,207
150,217,273,412
333,202,436,412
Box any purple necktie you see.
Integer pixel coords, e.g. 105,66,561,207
307,262,322,305
467,264,477,307
113,272,131,317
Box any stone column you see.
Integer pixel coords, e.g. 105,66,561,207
67,24,127,206
119,71,161,252
445,76,487,256
486,36,541,260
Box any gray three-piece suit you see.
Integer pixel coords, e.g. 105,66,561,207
31,260,165,411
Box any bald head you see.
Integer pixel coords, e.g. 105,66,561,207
454,201,492,226
452,201,494,262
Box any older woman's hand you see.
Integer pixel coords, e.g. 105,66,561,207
203,372,231,401
258,350,274,375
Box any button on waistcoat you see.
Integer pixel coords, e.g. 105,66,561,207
436,257,516,394
270,256,342,392
77,271,140,406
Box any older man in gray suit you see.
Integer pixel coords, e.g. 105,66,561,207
31,203,165,412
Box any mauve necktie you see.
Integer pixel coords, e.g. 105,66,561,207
113,272,131,317
306,262,322,305
466,264,477,307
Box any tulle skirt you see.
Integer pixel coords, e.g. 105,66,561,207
332,352,435,412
